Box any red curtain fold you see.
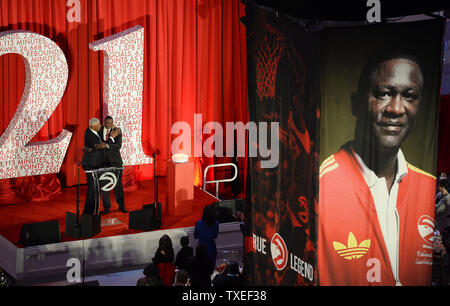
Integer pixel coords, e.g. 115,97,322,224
10,174,62,201
0,0,248,200
122,165,138,192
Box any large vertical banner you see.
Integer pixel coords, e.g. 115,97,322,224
318,20,444,285
245,6,320,285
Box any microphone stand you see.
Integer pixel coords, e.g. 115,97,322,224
153,152,158,210
153,153,159,217
76,162,85,285
142,152,161,228
76,162,81,228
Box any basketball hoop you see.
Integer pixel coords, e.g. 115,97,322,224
256,25,285,101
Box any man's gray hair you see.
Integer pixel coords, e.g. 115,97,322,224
89,118,100,127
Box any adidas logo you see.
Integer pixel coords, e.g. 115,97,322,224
320,155,339,178
333,232,371,260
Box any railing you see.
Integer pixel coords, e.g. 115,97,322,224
203,163,238,200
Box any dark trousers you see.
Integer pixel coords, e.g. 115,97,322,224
102,168,125,210
83,172,100,215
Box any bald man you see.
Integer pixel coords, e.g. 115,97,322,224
318,54,436,285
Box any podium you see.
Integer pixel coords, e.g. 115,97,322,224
167,159,194,216
85,167,124,215
65,167,123,238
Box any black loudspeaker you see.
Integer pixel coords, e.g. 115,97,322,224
65,213,101,238
142,202,162,227
20,220,61,247
65,212,81,238
129,206,160,231
214,199,245,223
81,214,101,238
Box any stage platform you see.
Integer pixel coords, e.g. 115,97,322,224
0,178,218,245
0,178,244,284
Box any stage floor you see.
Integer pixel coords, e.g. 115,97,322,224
0,178,218,246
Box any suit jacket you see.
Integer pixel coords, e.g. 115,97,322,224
318,142,435,286
100,126,123,167
81,128,104,171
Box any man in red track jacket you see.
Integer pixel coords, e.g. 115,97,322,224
318,54,436,286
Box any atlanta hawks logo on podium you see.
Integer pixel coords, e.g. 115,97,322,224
99,172,118,192
271,233,288,270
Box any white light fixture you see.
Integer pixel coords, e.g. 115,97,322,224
172,153,189,164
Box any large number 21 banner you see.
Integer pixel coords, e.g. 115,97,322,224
0,25,152,180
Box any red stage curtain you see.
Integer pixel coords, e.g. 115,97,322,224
0,0,248,200
437,94,450,175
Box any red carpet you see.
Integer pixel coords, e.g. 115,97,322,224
0,178,218,247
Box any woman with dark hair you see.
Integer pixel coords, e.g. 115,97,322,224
152,234,176,285
152,234,174,265
194,205,219,264
187,244,215,286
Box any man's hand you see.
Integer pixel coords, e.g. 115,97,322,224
94,142,107,150
110,128,121,139
82,146,93,153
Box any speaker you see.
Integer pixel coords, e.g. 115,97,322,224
20,220,61,247
65,212,81,238
129,207,160,231
214,199,245,223
142,202,162,227
80,214,101,238
65,213,101,239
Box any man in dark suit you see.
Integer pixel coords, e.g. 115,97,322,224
100,116,127,213
81,118,107,215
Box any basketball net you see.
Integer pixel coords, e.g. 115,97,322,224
256,26,285,101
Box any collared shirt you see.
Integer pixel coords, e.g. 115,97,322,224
103,128,115,142
353,148,408,285
318,142,435,286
